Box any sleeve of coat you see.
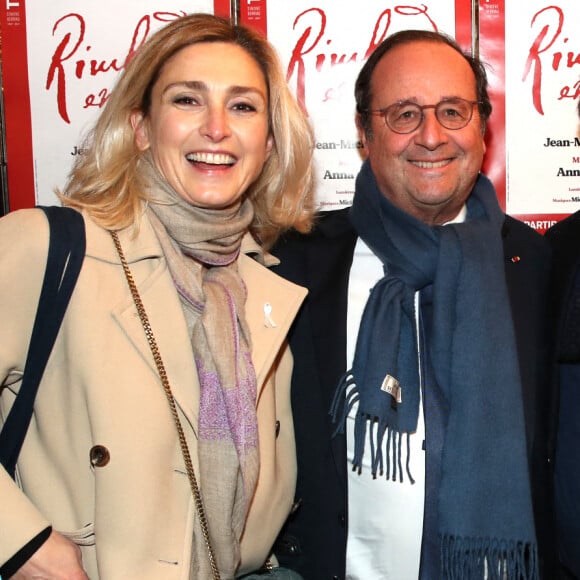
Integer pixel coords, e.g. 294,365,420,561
0,209,54,568
237,344,297,575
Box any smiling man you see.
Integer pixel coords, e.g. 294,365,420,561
358,39,486,226
272,30,558,580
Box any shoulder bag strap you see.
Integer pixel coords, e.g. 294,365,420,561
0,206,86,478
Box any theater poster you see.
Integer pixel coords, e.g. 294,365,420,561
501,0,580,231
6,2,579,228
0,0,230,210
240,0,464,210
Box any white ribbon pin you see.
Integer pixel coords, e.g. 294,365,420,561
263,302,277,328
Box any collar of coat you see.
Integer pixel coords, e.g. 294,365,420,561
81,210,306,407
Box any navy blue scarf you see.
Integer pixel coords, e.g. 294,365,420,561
332,160,538,579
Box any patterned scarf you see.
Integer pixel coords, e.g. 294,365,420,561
142,155,259,578
332,160,539,579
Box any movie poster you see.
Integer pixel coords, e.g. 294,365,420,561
9,2,577,227
478,0,506,209
1,0,229,210
503,0,580,230
240,0,459,209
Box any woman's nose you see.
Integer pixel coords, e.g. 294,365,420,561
200,106,231,141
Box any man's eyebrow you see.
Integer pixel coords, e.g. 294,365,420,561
392,95,465,104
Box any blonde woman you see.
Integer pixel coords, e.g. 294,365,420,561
0,13,313,579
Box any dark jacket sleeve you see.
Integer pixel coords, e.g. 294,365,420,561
0,526,52,578
503,216,557,578
545,212,580,578
270,210,356,580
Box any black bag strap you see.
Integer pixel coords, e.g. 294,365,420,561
0,206,86,478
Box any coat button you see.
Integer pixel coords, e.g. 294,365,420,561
90,445,110,467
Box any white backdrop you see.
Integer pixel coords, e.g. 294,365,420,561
3,1,580,227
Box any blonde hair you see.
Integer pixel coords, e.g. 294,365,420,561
61,13,315,247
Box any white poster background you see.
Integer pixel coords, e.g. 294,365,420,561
505,1,580,216
24,1,217,206
262,1,456,209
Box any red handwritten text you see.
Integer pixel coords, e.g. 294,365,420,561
523,6,580,115
46,11,185,123
287,5,438,113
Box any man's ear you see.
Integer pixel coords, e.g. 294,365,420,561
131,111,150,151
355,113,369,148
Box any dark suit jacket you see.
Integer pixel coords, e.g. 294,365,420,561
545,212,580,578
272,208,557,580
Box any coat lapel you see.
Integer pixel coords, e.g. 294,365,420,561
86,216,200,427
112,263,200,426
239,254,307,393
86,214,307,431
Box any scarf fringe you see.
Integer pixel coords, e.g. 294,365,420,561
330,371,357,437
330,372,415,484
441,535,539,580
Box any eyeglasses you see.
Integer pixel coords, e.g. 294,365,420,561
367,98,481,134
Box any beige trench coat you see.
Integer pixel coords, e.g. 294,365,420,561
0,208,306,579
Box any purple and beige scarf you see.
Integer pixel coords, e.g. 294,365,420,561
142,155,259,578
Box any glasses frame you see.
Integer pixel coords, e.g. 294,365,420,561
367,98,481,134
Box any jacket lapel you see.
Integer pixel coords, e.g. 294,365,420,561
301,210,357,487
239,254,307,393
87,214,307,432
86,215,200,427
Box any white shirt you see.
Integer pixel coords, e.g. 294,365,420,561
345,237,425,580
345,204,467,579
